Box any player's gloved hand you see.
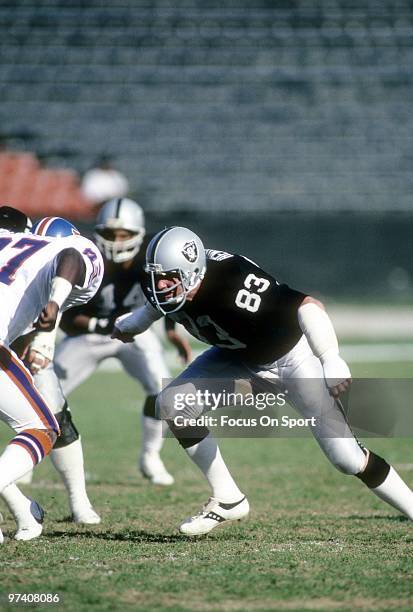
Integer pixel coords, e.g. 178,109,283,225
166,330,192,364
26,349,50,375
111,307,158,342
111,313,135,343
320,350,352,398
36,301,60,332
87,317,112,335
111,326,135,343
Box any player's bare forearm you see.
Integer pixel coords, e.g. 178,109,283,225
36,301,60,331
56,248,86,286
38,250,87,331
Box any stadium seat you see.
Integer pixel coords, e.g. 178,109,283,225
0,0,412,214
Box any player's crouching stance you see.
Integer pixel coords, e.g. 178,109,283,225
7,217,103,526
53,198,190,487
113,226,413,536
0,212,103,542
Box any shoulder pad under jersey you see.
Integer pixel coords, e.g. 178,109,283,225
206,249,233,262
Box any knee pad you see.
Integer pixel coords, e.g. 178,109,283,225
155,390,177,421
53,402,80,449
322,437,367,476
356,451,390,488
143,395,157,419
156,383,205,421
167,419,210,449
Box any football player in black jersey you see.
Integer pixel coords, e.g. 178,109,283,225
113,226,413,535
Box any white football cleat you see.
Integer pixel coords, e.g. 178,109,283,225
139,453,174,486
14,499,44,541
179,496,249,536
71,506,101,525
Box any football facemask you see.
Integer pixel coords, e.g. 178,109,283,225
94,198,145,263
145,227,206,315
94,227,144,263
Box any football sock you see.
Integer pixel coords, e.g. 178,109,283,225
185,433,244,502
141,415,164,456
0,443,37,492
50,438,93,512
356,451,413,519
371,467,413,520
2,484,32,525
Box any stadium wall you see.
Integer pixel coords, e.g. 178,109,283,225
141,210,413,301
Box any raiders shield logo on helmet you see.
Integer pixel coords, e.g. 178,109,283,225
182,240,198,263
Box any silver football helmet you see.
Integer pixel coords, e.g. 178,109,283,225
94,198,145,263
145,226,206,314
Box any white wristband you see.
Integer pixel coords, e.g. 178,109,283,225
88,317,98,333
49,276,73,309
321,353,352,389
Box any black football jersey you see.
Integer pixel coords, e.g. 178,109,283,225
61,235,152,333
144,249,307,365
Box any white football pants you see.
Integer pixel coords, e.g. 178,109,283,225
157,335,366,475
54,329,170,397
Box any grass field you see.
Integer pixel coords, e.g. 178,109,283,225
1,358,413,611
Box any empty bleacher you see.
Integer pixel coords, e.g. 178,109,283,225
0,0,412,213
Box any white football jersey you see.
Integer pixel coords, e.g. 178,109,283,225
0,230,103,344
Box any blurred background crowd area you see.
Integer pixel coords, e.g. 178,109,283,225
0,0,412,300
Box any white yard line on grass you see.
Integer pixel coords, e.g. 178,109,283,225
341,344,413,362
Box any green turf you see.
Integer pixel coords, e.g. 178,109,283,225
1,364,413,611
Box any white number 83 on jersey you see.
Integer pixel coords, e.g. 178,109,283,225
235,274,270,313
